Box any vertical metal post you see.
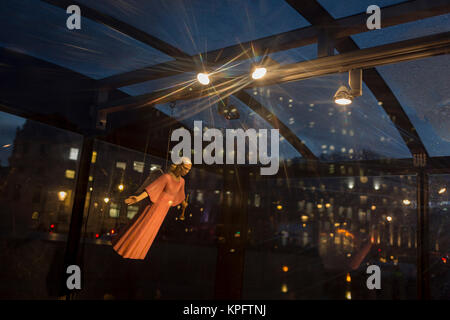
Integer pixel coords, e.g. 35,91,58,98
317,28,335,58
416,168,430,299
59,135,94,299
214,166,249,299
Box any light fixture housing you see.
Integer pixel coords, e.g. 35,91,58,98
197,72,210,85
333,69,363,105
218,97,240,120
334,86,353,105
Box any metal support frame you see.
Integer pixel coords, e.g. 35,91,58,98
214,165,249,299
59,135,94,298
416,168,430,299
317,27,335,58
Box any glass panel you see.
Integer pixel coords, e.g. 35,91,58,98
77,140,220,299
0,0,173,79
155,96,303,161
317,0,407,19
375,55,450,157
246,73,412,161
352,14,450,49
0,110,83,298
244,175,418,299
76,0,311,55
429,174,450,299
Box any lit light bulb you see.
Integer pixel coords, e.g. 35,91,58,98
334,86,353,105
346,273,351,283
438,187,447,194
104,197,110,203
252,67,267,80
58,191,67,201
118,184,124,191
335,98,352,105
386,216,392,222
402,199,411,206
345,291,352,300
197,73,210,85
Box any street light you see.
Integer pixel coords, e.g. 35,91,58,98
58,191,67,201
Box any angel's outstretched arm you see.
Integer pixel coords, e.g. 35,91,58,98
124,192,148,205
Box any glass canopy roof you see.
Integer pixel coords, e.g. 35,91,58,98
0,0,173,79
75,0,311,56
1,0,448,161
316,0,408,19
375,55,450,157
245,73,412,161
352,13,450,49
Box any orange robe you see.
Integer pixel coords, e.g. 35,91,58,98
113,173,185,260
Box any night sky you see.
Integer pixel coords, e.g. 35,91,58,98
0,111,25,167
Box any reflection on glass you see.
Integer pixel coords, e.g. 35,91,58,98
246,73,411,161
429,174,450,299
0,111,83,298
77,140,221,299
244,175,417,299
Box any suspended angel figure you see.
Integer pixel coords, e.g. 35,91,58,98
112,157,192,260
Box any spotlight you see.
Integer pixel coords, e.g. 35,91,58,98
252,67,267,80
218,97,240,120
334,86,353,105
334,69,363,105
197,73,210,85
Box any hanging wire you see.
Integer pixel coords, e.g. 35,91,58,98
165,101,177,171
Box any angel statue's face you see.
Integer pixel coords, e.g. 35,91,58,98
180,163,192,176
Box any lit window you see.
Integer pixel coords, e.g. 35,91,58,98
116,162,126,170
127,205,139,219
133,161,144,173
109,203,120,218
150,164,161,172
69,148,79,160
196,190,204,204
254,194,260,208
91,151,97,163
65,170,75,179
